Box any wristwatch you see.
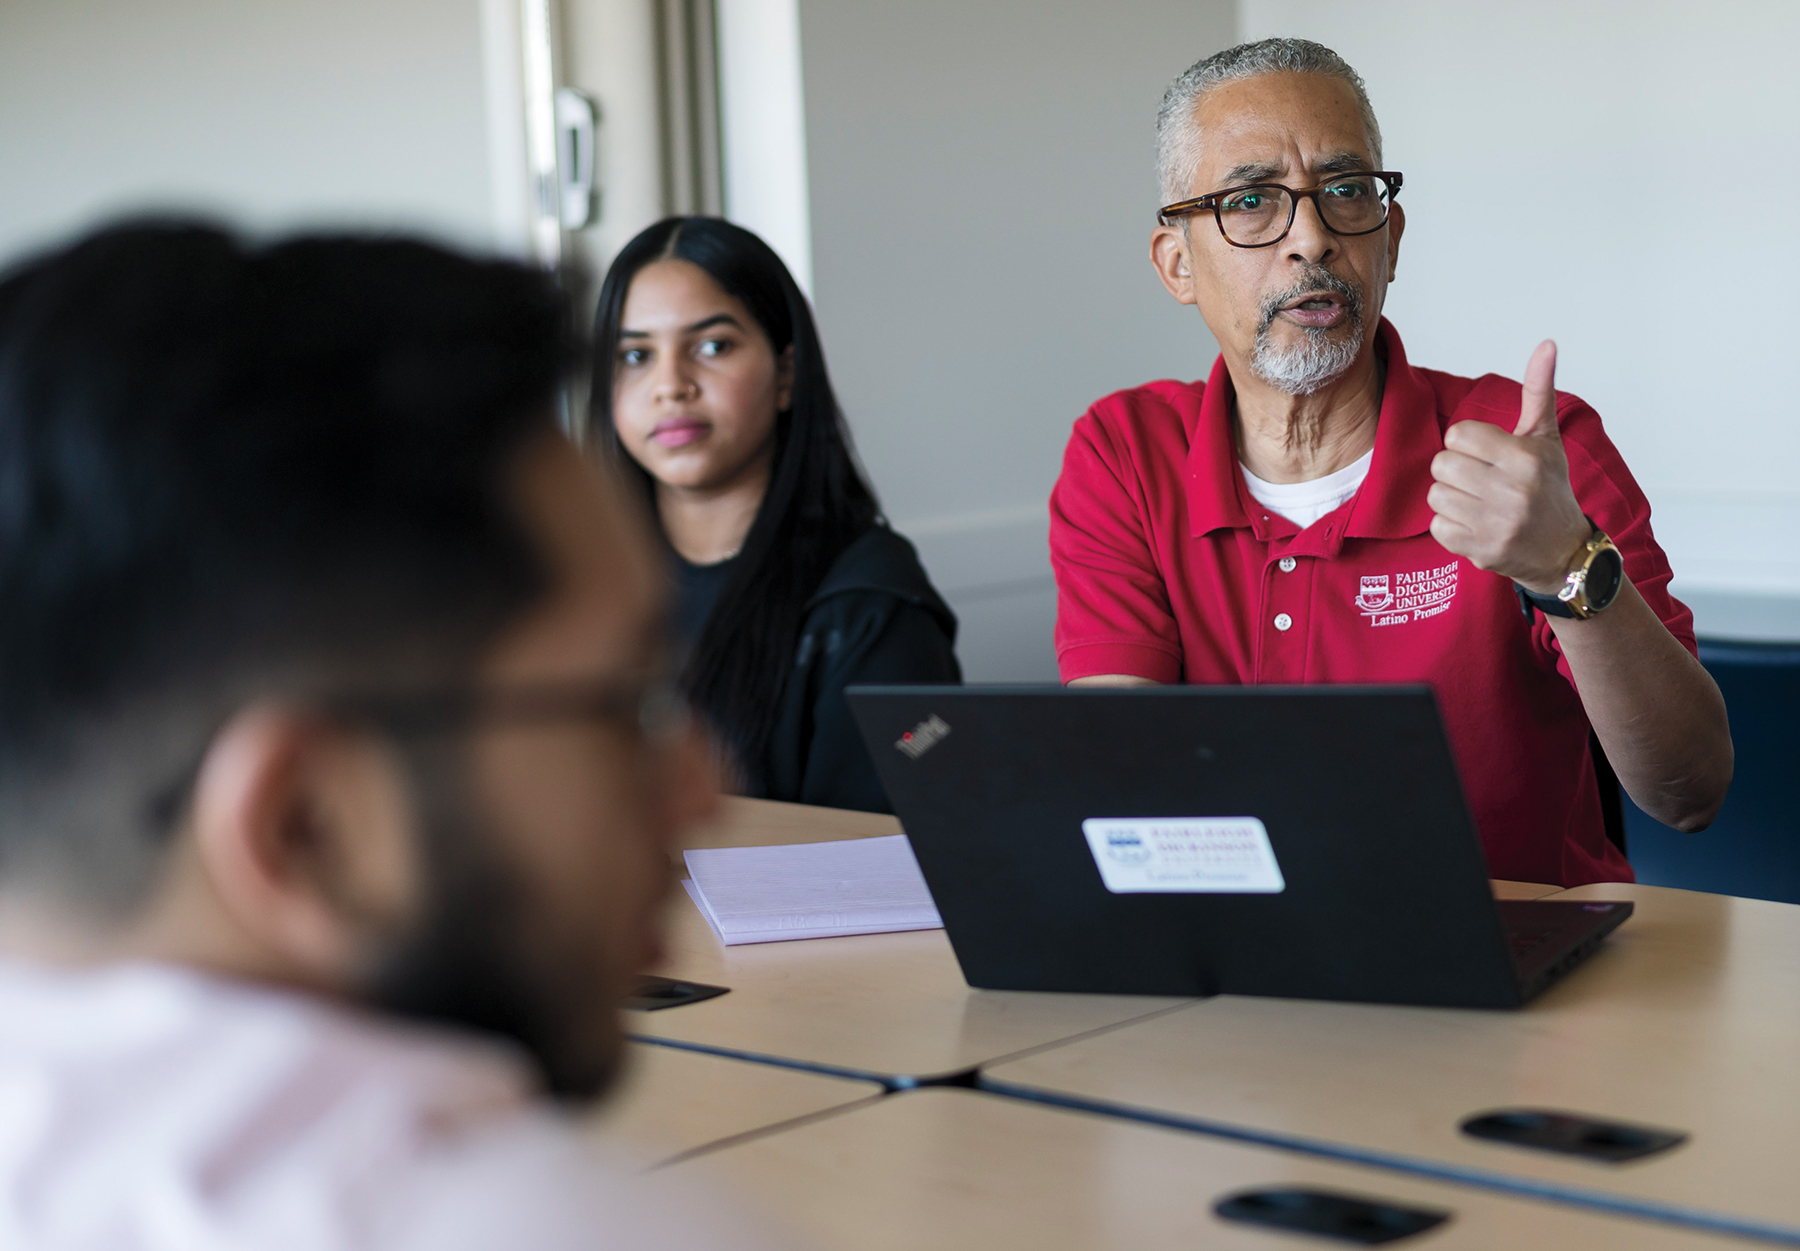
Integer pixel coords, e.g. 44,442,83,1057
1515,518,1625,620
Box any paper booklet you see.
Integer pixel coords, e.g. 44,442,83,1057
681,834,944,946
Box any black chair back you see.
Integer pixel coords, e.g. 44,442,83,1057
1623,637,1800,902
1590,732,1626,857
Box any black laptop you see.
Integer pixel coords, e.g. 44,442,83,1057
846,684,1630,1010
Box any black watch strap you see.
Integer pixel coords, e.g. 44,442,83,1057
1514,517,1624,620
1516,582,1577,620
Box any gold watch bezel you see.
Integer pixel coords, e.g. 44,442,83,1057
1554,522,1622,619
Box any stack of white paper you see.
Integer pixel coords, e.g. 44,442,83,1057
681,835,944,946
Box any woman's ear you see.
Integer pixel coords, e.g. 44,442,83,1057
187,708,421,987
775,344,796,413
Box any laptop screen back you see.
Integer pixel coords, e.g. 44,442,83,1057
848,684,1523,1009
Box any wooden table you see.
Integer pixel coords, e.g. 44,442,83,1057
637,797,1191,1081
1491,879,1567,901
640,798,1563,1083
588,1040,881,1163
982,883,1800,1240
675,1087,1752,1249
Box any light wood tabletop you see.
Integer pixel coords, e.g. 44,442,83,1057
640,798,1564,1081
674,1087,1753,1250
636,796,1191,1079
588,1040,882,1163
637,881,1190,1081
982,883,1800,1236
1491,879,1565,900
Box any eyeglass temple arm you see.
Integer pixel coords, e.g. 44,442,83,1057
1157,197,1213,227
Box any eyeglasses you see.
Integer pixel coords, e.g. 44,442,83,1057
1159,171,1403,249
144,673,692,835
328,673,693,747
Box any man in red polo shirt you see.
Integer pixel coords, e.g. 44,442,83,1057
1050,38,1732,887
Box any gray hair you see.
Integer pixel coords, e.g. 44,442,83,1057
1156,39,1383,206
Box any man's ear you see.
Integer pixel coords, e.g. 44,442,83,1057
775,343,796,413
187,707,420,987
1149,225,1199,306
1386,201,1405,281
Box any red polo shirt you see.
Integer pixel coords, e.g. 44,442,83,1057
1049,319,1695,887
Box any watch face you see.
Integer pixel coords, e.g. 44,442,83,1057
1586,545,1625,612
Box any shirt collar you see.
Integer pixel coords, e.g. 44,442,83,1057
1184,318,1441,548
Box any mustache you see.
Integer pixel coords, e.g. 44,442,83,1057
1257,267,1365,335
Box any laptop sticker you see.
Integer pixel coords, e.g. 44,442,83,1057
1081,817,1285,894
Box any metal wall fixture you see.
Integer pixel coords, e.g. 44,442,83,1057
555,87,600,230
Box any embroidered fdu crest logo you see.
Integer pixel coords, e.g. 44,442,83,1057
1355,562,1461,626
1355,575,1392,612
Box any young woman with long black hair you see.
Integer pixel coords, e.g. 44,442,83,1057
591,216,959,812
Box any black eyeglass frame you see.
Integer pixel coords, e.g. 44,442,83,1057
324,673,693,744
1157,171,1404,248
144,673,690,836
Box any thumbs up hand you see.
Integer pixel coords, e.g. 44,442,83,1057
1427,340,1595,596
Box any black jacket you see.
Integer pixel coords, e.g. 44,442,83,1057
756,525,960,812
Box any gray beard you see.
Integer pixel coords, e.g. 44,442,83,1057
1248,265,1368,397
1249,320,1365,397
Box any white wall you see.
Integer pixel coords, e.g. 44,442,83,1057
0,0,496,261
795,0,1238,679
1242,0,1800,636
717,0,814,295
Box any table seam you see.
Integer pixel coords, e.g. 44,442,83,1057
649,1091,891,1171
972,1077,1800,1247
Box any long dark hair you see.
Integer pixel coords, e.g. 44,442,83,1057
589,217,879,791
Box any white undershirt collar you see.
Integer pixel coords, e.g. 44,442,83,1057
1239,447,1374,531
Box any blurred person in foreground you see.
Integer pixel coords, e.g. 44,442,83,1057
1051,39,1732,886
0,221,786,1249
591,217,960,813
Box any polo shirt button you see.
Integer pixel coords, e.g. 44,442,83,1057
1278,557,1297,573
1274,612,1293,631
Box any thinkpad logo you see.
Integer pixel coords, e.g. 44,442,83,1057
895,715,951,760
